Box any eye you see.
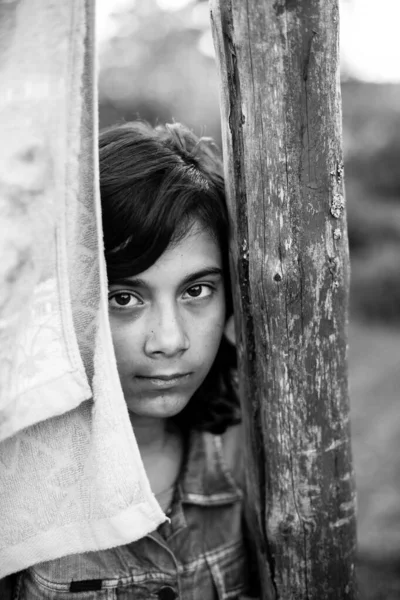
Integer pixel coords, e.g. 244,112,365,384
182,284,214,300
108,292,141,310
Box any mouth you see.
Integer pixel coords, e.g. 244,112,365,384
134,373,192,388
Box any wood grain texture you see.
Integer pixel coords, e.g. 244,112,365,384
210,1,358,598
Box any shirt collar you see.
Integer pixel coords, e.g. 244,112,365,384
178,429,242,506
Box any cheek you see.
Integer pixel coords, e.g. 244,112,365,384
193,302,226,362
109,319,140,369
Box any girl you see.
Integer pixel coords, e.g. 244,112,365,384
17,121,259,600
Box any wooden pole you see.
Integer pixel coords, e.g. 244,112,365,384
210,1,358,599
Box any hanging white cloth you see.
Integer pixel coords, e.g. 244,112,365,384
0,0,165,577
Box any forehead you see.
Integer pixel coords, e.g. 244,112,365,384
145,225,222,279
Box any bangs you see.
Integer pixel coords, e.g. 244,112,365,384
104,184,226,282
99,119,229,283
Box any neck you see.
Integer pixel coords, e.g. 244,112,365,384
128,413,183,502
128,413,170,455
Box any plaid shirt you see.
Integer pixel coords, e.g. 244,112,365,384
16,427,258,600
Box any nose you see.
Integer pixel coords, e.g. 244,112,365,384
144,302,189,358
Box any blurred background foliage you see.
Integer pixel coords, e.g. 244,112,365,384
97,3,400,596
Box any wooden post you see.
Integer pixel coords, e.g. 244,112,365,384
210,1,357,599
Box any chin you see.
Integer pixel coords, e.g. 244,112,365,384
126,391,191,419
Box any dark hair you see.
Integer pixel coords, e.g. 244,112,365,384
99,121,240,433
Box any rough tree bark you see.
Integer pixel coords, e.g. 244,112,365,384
210,1,358,599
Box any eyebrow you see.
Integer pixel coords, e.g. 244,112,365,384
111,267,223,290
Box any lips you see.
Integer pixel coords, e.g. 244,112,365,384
136,373,190,381
134,373,192,389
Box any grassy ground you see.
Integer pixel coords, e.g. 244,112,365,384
349,319,400,599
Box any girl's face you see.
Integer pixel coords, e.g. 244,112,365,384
108,222,226,420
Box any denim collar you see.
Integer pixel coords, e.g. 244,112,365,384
179,430,242,506
156,430,243,541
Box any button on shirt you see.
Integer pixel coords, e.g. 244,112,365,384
17,427,255,600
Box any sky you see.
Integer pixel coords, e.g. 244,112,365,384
340,0,400,82
97,0,400,83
